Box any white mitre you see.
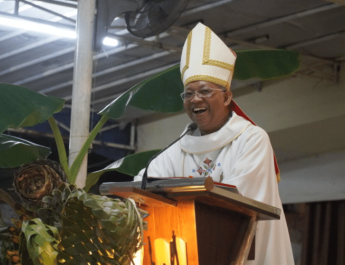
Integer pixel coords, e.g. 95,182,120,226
180,23,237,90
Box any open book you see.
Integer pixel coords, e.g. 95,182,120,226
100,176,239,196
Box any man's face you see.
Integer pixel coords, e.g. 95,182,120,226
183,81,232,135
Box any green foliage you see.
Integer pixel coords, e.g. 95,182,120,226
0,83,63,169
57,192,143,264
0,83,64,134
68,116,108,185
21,183,146,264
34,183,144,264
0,135,50,168
20,218,59,265
48,117,69,176
35,183,78,228
99,64,184,119
85,149,160,192
234,50,300,80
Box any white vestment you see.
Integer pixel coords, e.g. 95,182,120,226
135,111,294,265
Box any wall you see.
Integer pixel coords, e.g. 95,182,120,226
279,150,345,204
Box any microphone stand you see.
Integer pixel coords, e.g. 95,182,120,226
141,123,197,190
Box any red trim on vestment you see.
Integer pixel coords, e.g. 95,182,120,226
231,100,280,181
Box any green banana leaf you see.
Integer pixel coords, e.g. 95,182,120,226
234,50,300,80
0,134,50,168
20,218,59,265
0,83,64,134
85,149,160,192
99,50,299,119
99,64,184,119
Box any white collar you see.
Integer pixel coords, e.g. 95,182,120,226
180,111,252,154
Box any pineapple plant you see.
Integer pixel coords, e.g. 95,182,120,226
2,179,147,265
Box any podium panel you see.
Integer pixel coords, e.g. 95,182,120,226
195,202,253,264
100,178,280,265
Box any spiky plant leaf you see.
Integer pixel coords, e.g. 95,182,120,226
35,183,147,264
20,218,59,265
54,184,144,265
35,183,77,228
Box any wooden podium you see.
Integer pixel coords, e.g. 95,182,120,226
100,177,280,265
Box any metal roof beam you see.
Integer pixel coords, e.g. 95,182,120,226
0,46,74,77
7,128,135,150
91,93,121,106
0,35,61,61
55,120,70,132
19,0,76,23
4,0,341,93
172,25,335,65
0,11,75,31
39,50,171,93
0,12,178,84
36,0,77,9
65,62,177,101
224,35,335,66
108,32,182,53
14,32,177,86
0,10,74,46
14,45,136,86
99,124,120,133
181,0,236,17
156,26,340,85
178,2,340,38
323,0,345,6
283,30,345,50
225,3,340,37
0,30,27,42
0,10,76,78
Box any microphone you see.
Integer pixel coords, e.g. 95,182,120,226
140,123,197,190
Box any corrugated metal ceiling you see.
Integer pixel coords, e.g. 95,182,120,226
0,0,344,119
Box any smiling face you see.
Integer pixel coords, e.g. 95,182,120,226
183,81,232,135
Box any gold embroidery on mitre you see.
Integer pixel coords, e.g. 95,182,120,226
203,27,235,72
181,31,192,79
184,75,230,89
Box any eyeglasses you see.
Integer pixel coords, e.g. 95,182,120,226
180,88,225,101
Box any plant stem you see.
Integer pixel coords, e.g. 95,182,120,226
69,115,109,185
48,116,70,176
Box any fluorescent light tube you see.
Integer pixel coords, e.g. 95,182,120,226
0,16,119,46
